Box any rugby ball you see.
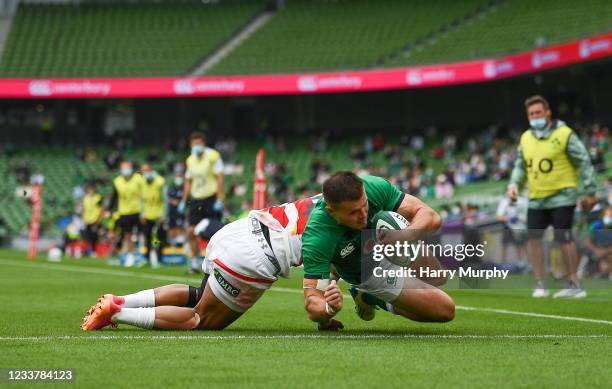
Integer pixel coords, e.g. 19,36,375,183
370,211,411,266
371,210,410,231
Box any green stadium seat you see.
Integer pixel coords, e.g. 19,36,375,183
0,1,266,77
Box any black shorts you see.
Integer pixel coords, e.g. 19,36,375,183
187,195,218,226
116,213,141,235
84,223,100,245
527,206,575,242
167,208,185,228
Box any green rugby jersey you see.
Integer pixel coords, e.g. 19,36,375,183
302,175,404,285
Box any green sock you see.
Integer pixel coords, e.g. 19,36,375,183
361,293,389,311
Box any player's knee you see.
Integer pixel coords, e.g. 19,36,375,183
436,294,455,322
554,230,573,243
426,290,454,322
172,312,200,330
187,313,201,329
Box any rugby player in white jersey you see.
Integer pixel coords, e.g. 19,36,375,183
81,195,345,331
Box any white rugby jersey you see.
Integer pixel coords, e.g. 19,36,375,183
248,194,322,277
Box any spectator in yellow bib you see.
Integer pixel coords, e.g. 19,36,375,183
141,163,166,267
179,132,225,273
508,95,597,299
106,160,144,267
81,181,103,256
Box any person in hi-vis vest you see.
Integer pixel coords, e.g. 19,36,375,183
141,163,166,266
82,181,103,256
178,132,225,273
106,160,144,266
508,95,596,299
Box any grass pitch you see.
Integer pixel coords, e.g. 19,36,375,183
1,249,611,388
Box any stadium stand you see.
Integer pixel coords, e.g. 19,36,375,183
384,0,612,67
1,123,608,236
1,0,610,77
0,1,265,77
208,0,491,75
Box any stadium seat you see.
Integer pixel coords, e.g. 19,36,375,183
0,1,266,77
207,0,491,75
385,0,612,67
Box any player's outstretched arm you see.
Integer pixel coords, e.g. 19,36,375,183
303,279,344,331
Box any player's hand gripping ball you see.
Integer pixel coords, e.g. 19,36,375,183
371,210,412,266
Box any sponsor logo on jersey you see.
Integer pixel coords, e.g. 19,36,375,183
214,269,240,297
340,243,355,258
265,253,281,276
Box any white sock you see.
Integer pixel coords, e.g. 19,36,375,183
121,289,156,308
190,257,198,268
385,302,396,315
111,308,155,329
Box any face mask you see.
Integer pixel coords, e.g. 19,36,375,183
191,144,204,156
143,172,155,181
174,178,184,186
529,117,547,130
121,168,132,177
604,216,612,226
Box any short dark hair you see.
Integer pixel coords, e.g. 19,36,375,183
524,95,550,111
323,171,364,206
190,131,205,142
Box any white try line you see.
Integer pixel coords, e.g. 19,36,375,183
2,259,612,326
0,334,608,342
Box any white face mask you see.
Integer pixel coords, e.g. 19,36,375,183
191,144,205,156
174,178,184,186
120,167,132,177
143,171,155,181
604,216,612,226
529,117,547,130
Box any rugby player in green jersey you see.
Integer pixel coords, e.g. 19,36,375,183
302,172,455,329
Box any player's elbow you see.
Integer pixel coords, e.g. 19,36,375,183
429,209,442,232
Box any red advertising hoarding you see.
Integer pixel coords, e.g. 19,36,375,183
0,33,610,99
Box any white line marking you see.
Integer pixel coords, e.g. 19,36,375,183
0,259,198,284
455,306,612,325
0,334,607,342
2,259,611,326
